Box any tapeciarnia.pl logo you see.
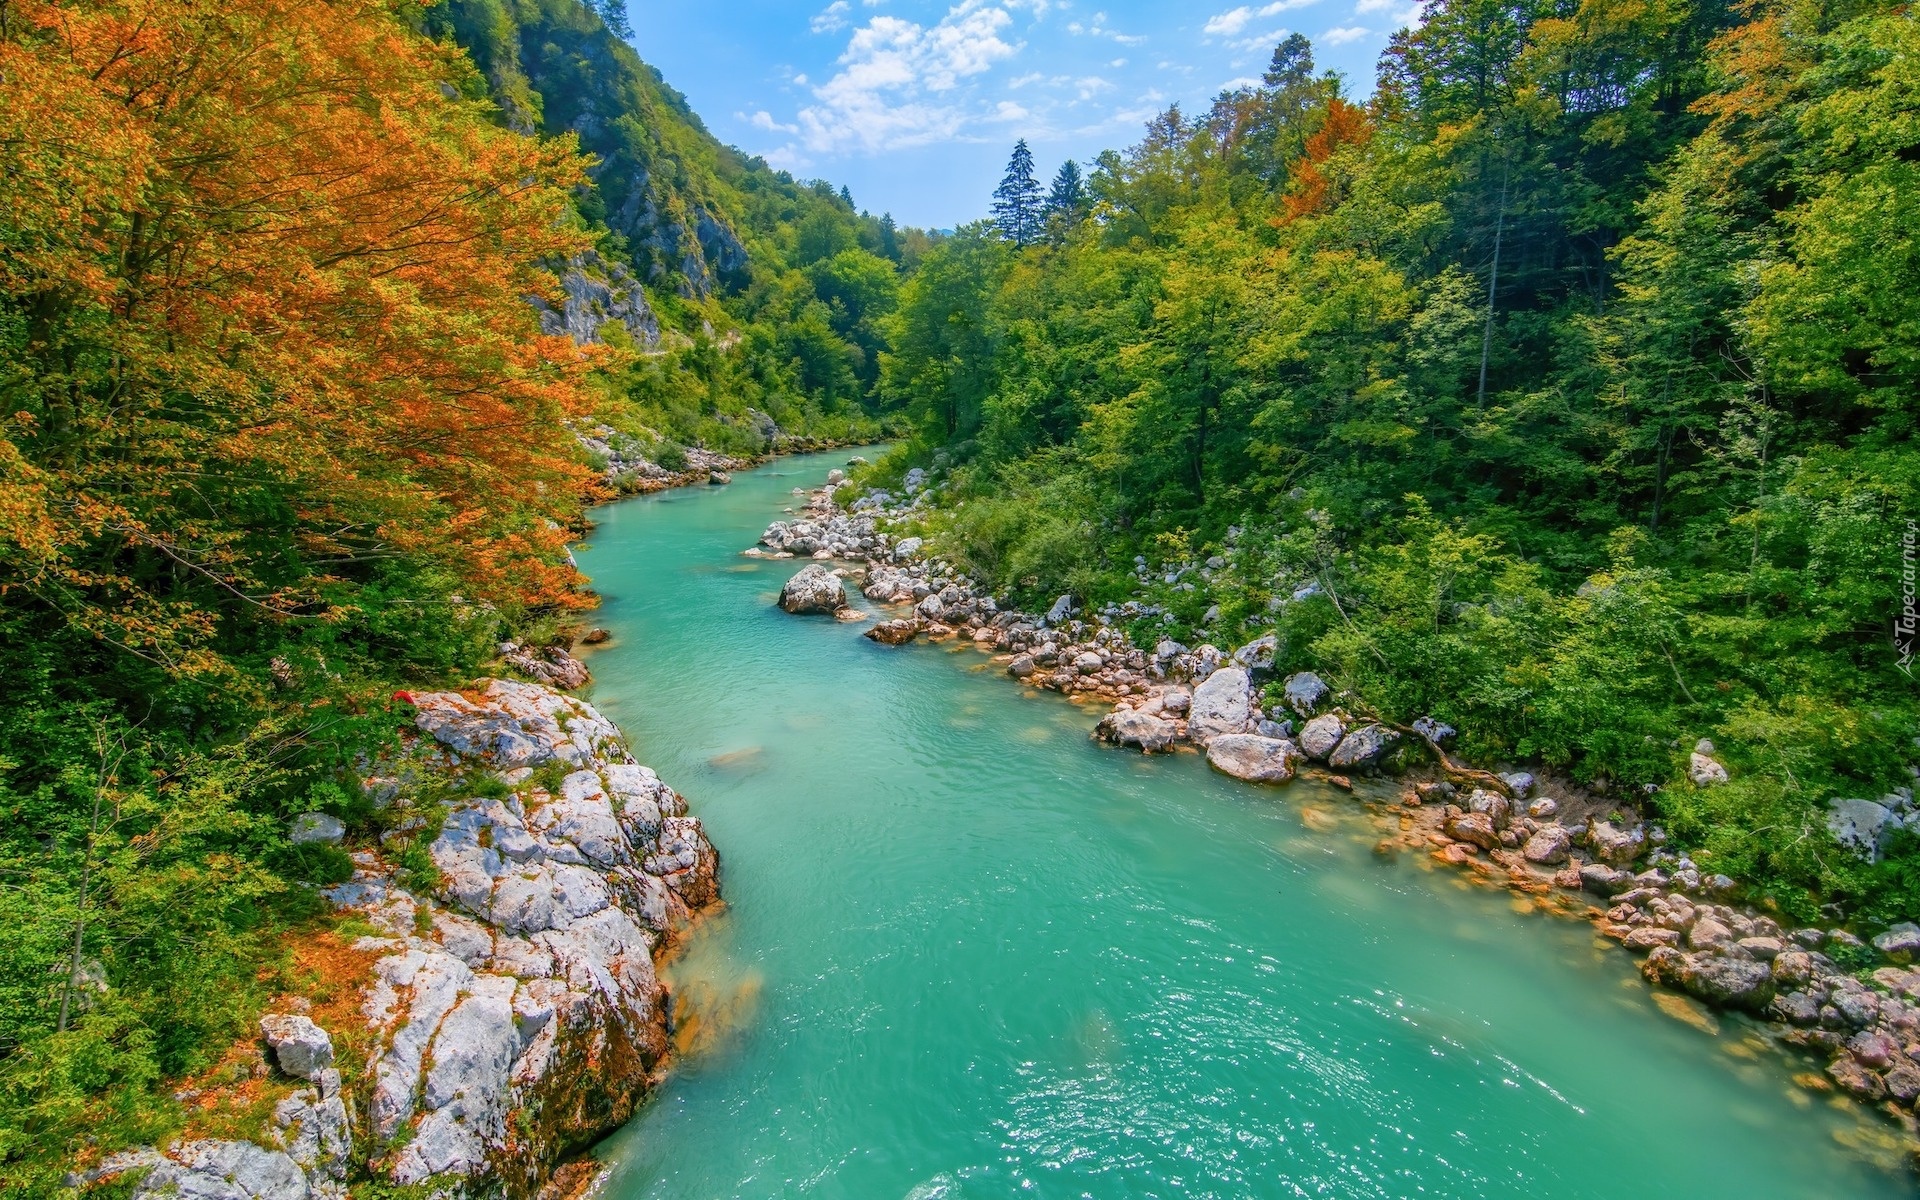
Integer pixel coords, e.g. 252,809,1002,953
1900,520,1917,679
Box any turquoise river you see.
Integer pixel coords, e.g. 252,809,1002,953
575,450,1907,1199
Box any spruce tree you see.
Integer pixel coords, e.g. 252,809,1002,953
1046,159,1086,222
991,139,1044,247
879,212,901,262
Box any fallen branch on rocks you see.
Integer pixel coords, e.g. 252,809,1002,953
1344,698,1513,798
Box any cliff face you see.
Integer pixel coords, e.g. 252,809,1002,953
428,0,757,306
91,681,719,1200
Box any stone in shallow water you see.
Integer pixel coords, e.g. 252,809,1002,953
1095,708,1177,754
1205,735,1300,784
778,564,848,614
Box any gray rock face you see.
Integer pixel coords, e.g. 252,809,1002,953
1281,672,1328,717
1205,735,1300,784
779,564,849,614
1045,595,1074,625
1186,667,1254,746
1874,923,1920,959
120,1140,313,1200
533,252,661,348
1327,724,1397,770
259,1015,334,1080
503,644,590,690
1828,796,1910,862
339,682,716,1195
1095,708,1178,754
1297,713,1345,761
288,813,345,846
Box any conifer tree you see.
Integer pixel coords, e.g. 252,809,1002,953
1047,159,1086,221
592,0,633,40
991,139,1044,247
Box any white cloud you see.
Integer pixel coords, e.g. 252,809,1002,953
1321,23,1370,42
1354,0,1425,24
789,4,1026,154
1204,0,1319,37
812,1,852,33
749,110,800,133
1066,10,1146,45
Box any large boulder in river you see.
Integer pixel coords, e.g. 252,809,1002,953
865,619,918,645
778,564,848,614
1095,708,1177,753
1206,735,1300,784
1186,666,1253,745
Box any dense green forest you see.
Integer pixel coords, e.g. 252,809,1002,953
871,6,1920,920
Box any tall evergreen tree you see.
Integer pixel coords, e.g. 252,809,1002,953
591,0,633,40
1046,159,1087,221
879,212,902,262
992,139,1044,247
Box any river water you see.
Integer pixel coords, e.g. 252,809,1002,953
577,450,1905,1199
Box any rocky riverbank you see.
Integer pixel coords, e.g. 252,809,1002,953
758,465,1920,1166
79,681,719,1200
576,422,876,496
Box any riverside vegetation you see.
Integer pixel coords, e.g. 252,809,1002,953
0,0,911,1191
1,0,1916,1192
869,8,1920,928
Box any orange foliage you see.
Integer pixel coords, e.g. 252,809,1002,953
0,0,602,668
1279,99,1373,224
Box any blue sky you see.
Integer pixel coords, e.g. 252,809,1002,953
625,1,1422,230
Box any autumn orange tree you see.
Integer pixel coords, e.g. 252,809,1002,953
0,0,614,1180
0,0,602,675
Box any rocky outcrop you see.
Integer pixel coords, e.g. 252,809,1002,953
533,251,661,348
502,642,590,690
91,681,720,1200
778,564,850,615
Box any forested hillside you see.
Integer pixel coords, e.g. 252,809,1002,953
0,0,911,1187
875,7,1920,919
428,0,927,454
